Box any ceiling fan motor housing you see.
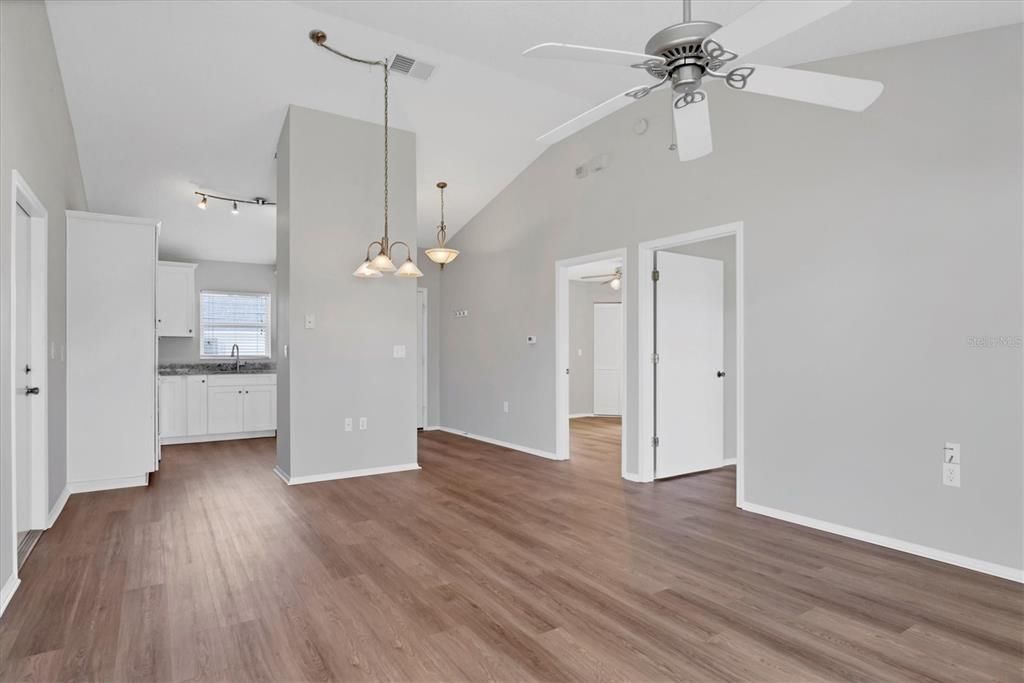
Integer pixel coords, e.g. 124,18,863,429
644,21,722,93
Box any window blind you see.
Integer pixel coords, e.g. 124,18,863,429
200,291,271,358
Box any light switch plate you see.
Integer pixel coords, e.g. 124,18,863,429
526,335,537,345
304,314,315,329
944,442,961,464
393,345,406,358
344,418,353,432
359,417,367,430
503,401,509,414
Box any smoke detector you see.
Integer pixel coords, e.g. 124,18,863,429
389,53,435,81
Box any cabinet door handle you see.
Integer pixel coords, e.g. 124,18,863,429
238,390,242,394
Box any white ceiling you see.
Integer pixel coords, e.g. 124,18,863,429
569,258,623,281
48,1,1021,264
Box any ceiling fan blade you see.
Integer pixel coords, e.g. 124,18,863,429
672,96,712,162
537,88,639,145
523,42,664,68
736,65,883,111
580,273,616,280
709,1,852,60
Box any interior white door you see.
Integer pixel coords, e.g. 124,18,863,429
593,302,622,415
655,251,725,478
14,205,33,535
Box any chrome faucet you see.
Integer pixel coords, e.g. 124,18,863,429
230,343,240,373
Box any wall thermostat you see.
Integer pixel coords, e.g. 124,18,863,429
526,335,537,345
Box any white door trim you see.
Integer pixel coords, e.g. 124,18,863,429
7,171,49,590
555,248,628,477
638,222,744,506
417,287,428,429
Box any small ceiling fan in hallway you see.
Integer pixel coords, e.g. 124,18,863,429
524,0,884,161
580,267,623,291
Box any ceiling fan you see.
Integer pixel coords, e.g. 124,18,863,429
580,267,623,291
523,0,883,161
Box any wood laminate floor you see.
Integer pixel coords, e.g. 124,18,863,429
1,417,1021,682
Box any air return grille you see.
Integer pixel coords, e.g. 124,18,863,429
389,53,435,80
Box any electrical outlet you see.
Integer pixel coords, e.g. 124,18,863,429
503,401,509,414
359,417,367,430
304,313,316,329
344,418,353,432
393,345,406,358
942,463,960,487
944,442,961,464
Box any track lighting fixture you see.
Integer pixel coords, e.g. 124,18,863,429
193,192,275,212
309,29,422,280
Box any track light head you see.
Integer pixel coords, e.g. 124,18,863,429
231,201,239,215
198,195,208,210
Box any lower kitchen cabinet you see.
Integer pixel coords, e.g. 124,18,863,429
159,373,275,442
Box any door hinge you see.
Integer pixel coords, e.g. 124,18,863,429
651,269,660,282
651,353,659,364
651,436,660,448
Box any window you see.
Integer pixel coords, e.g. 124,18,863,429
200,290,271,358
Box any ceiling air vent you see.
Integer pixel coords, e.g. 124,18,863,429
389,53,435,81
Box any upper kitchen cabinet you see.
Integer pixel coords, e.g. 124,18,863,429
157,261,197,337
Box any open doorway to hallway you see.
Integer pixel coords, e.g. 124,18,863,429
555,249,627,475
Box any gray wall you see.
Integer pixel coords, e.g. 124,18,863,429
440,26,1023,571
569,281,621,415
158,259,276,363
0,0,88,597
667,236,736,461
418,250,442,427
276,105,418,479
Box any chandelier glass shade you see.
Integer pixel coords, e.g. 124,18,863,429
425,181,459,267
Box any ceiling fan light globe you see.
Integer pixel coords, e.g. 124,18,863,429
369,253,397,272
610,277,621,291
425,247,459,265
395,258,424,278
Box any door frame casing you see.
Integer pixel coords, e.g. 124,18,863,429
638,222,744,505
555,248,628,476
417,287,428,429
7,171,50,570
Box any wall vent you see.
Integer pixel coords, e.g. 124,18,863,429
389,53,435,81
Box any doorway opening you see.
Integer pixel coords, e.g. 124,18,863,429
638,222,744,503
555,249,627,476
8,171,49,574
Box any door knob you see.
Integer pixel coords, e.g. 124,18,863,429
24,386,40,395
717,370,726,378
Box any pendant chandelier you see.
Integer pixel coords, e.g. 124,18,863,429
309,30,422,280
425,181,459,268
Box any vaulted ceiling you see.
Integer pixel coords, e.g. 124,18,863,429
47,1,1022,264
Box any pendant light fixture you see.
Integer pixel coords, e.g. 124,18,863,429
309,30,422,280
425,181,460,268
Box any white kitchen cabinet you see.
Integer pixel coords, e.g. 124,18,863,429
186,375,208,435
158,376,187,438
242,384,277,431
157,261,197,337
208,385,246,434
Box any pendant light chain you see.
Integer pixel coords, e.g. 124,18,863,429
310,30,423,278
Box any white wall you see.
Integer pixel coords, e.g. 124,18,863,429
439,26,1023,572
276,105,418,479
569,281,621,415
158,259,276,363
0,0,88,604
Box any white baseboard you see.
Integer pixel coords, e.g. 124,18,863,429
161,430,276,445
275,462,420,486
46,486,70,528
68,473,148,494
568,413,594,419
722,458,737,466
741,501,1024,584
621,471,646,483
1,575,21,617
420,426,441,431
437,427,565,461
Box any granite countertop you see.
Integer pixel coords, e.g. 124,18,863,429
159,361,277,376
